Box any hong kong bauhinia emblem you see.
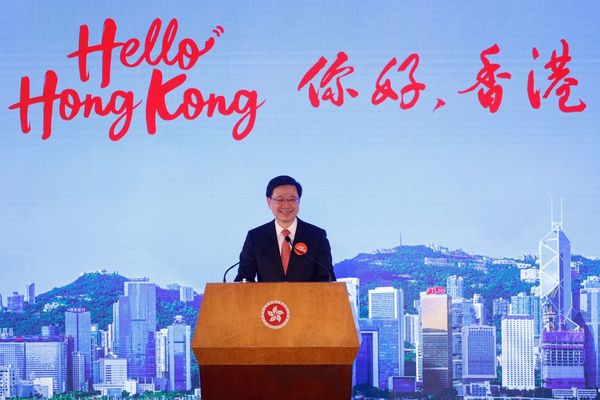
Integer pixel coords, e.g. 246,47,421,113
261,300,290,329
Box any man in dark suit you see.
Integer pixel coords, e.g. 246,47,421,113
234,175,335,282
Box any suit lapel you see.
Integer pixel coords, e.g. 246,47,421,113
287,218,304,277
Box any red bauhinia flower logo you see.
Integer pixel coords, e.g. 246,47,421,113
261,300,290,329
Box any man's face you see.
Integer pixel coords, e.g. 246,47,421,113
267,185,300,227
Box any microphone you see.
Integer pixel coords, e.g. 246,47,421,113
222,261,240,283
285,236,333,282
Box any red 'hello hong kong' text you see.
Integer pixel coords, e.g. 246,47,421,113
8,18,265,141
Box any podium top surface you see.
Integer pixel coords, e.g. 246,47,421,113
192,282,360,365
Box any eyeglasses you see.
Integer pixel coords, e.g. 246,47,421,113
269,197,299,205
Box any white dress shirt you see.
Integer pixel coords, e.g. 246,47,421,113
275,218,297,253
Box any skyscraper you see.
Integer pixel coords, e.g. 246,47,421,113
368,287,402,319
420,288,452,393
472,294,486,325
356,319,401,389
446,275,464,300
539,209,573,331
113,279,157,380
90,324,105,384
65,308,92,390
354,330,378,388
492,298,510,318
404,314,419,346
155,329,169,380
510,292,541,340
449,297,480,381
450,300,464,381
501,315,534,390
112,297,130,358
462,325,496,380
0,365,17,399
167,316,191,391
580,276,600,388
541,330,585,389
0,341,25,380
6,292,24,312
25,283,35,305
367,286,404,377
538,209,585,388
25,338,68,394
72,352,86,392
178,286,194,303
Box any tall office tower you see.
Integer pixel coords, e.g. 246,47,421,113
6,292,24,312
501,315,534,390
492,298,510,318
90,325,105,384
25,283,35,304
581,276,600,388
539,207,574,331
446,275,464,300
155,329,169,379
113,296,131,361
404,314,419,346
0,293,3,308
106,324,114,355
0,365,17,399
355,319,402,389
0,341,25,380
338,277,360,315
450,298,478,381
25,338,68,394
100,330,110,355
65,308,92,389
510,292,541,340
367,287,404,376
179,286,194,303
450,300,464,380
368,287,403,319
113,278,157,380
167,316,191,391
420,288,452,393
355,329,379,388
99,356,128,384
541,330,585,388
72,352,86,392
462,325,496,381
125,279,157,379
472,294,486,325
539,209,585,388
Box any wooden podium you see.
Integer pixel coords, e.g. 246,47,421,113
192,282,360,400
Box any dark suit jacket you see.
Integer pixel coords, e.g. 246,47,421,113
234,218,335,282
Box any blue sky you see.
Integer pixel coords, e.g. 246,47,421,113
1,1,599,297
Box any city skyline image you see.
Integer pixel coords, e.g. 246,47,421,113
1,1,599,299
3,210,600,397
1,1,599,398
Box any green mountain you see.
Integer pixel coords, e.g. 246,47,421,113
335,245,600,318
0,272,126,335
0,272,201,336
2,245,599,335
